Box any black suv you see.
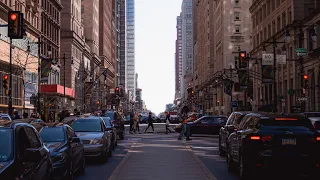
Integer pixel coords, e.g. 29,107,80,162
0,121,53,179
39,124,86,179
219,112,249,156
226,113,320,179
104,111,125,140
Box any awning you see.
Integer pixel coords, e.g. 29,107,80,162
41,84,75,99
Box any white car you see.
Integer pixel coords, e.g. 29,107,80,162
0,114,11,121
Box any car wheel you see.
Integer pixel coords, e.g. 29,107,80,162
119,133,124,140
239,155,253,180
78,155,86,174
108,147,113,157
100,150,108,163
226,151,235,172
219,138,226,157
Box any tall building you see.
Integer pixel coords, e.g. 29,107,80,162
119,0,126,90
60,0,85,110
181,0,194,100
113,0,121,87
126,0,135,99
212,0,252,114
193,0,215,114
250,0,320,112
99,0,116,88
175,14,182,100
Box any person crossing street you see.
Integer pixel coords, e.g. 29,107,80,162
165,112,173,134
144,112,154,133
178,115,191,141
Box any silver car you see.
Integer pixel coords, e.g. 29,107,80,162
71,116,112,162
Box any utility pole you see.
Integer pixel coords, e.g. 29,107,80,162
8,39,13,117
63,53,66,98
37,37,41,115
230,65,233,113
273,37,277,113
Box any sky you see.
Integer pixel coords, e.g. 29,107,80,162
135,0,182,114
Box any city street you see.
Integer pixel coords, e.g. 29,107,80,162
75,124,239,180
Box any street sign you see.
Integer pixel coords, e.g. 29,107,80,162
295,48,307,56
296,97,308,102
262,54,274,65
231,101,238,108
276,55,287,64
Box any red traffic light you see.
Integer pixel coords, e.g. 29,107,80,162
303,75,308,80
10,13,17,21
240,52,246,58
3,75,8,80
116,87,119,91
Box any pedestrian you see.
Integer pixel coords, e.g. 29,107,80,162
165,112,173,134
129,112,134,134
12,111,21,120
23,112,28,119
178,115,191,141
134,112,140,133
144,112,154,133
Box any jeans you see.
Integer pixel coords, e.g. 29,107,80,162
178,124,189,139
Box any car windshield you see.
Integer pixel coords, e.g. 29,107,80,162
105,112,114,120
259,117,314,130
0,129,13,162
102,117,112,127
72,119,103,132
304,113,320,118
40,127,65,142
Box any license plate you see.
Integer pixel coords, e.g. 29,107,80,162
282,138,296,145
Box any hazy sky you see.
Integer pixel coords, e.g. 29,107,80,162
135,0,182,114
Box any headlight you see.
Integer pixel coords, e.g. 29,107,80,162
52,152,67,162
90,138,104,145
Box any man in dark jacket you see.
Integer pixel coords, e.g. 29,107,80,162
144,112,154,133
129,112,134,134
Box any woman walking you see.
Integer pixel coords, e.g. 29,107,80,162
165,112,173,134
134,112,140,133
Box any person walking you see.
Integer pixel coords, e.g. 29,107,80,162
165,112,173,134
144,112,154,133
178,115,191,141
134,112,140,133
129,112,134,134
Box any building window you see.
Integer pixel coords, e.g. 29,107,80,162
235,25,240,33
288,7,292,23
234,0,239,7
282,12,286,28
277,16,281,31
234,12,240,20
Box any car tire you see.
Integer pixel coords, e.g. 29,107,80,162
226,151,236,172
219,137,226,157
108,147,112,157
78,155,86,174
100,150,108,163
119,133,124,140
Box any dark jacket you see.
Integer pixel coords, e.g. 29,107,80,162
148,115,153,124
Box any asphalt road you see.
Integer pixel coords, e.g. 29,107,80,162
75,123,240,180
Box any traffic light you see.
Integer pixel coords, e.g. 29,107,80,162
8,11,24,39
239,51,247,68
3,75,8,95
115,87,120,95
303,74,308,89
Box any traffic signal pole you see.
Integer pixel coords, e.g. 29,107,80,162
8,39,13,117
273,37,277,113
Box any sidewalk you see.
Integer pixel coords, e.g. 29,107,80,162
108,133,217,180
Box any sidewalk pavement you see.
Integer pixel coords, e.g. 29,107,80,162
108,133,217,180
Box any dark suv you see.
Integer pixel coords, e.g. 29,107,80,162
219,112,249,156
0,121,53,180
226,113,320,179
104,111,125,140
39,124,86,179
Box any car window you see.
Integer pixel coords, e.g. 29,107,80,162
67,127,77,139
106,112,114,120
0,129,13,162
72,119,103,132
102,117,112,127
238,115,252,130
213,117,227,124
24,127,42,148
234,114,246,126
200,118,211,124
226,113,235,125
40,127,66,142
259,116,313,130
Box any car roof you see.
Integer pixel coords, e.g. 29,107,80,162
0,120,37,129
245,112,306,119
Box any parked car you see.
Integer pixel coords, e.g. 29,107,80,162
175,116,227,135
302,112,320,118
39,124,86,179
101,117,118,150
219,112,250,156
0,113,11,121
226,113,320,179
104,111,125,140
0,121,53,180
71,116,112,162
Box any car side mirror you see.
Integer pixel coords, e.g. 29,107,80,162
71,137,81,143
24,148,42,162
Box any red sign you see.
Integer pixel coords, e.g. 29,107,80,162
41,84,75,98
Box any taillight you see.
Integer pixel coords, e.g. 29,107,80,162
261,135,272,142
250,136,260,140
316,137,320,141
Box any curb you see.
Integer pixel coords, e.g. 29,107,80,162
184,142,218,180
108,142,137,180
